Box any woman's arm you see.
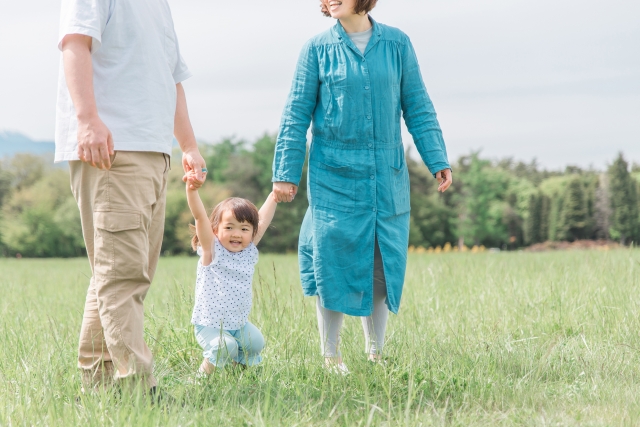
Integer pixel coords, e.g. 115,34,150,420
186,179,215,265
272,40,320,201
400,36,452,191
253,192,278,246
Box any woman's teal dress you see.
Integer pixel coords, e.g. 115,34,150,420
273,18,450,316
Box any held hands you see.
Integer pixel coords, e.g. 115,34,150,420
182,149,207,190
272,182,298,203
436,168,453,193
76,116,114,169
184,169,206,191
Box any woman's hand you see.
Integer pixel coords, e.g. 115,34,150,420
273,182,298,203
436,169,453,193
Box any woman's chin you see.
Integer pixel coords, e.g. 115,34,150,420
329,10,345,19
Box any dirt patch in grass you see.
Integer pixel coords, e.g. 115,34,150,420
525,239,621,252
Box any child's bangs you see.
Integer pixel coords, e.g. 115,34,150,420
226,199,260,235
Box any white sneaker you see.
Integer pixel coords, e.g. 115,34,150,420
324,362,350,376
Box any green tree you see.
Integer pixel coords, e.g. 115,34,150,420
454,153,511,247
557,176,588,241
524,192,542,244
525,191,551,244
608,154,639,245
539,193,551,242
593,174,612,240
1,169,84,257
407,154,455,248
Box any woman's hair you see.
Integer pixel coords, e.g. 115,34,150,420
190,197,260,251
319,0,378,17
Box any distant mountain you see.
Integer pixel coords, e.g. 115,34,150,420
0,131,55,157
0,131,184,158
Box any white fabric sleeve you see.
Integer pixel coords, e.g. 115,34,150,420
172,33,192,83
173,53,193,84
58,0,111,53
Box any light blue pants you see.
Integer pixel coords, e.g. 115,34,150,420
194,322,265,368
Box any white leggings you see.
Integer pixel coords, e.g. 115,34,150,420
316,240,389,358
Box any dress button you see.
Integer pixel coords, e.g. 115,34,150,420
365,86,370,90
366,115,371,120
368,143,373,148
370,175,375,180
372,207,377,212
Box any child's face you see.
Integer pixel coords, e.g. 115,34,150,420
214,209,255,252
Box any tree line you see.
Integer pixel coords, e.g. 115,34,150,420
0,134,638,257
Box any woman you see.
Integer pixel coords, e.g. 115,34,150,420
272,0,452,373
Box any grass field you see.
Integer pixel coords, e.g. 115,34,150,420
1,249,640,426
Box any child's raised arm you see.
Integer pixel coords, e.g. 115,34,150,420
186,173,215,265
253,192,279,246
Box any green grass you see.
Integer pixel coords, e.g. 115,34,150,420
1,250,640,426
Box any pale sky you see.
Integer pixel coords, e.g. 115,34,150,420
0,0,638,169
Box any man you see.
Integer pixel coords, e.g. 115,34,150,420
56,0,206,394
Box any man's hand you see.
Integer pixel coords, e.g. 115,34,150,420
273,182,298,203
77,116,114,169
436,168,453,193
182,149,206,190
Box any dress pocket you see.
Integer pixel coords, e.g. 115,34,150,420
390,163,411,215
310,160,356,213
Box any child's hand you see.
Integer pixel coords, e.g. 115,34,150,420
184,170,201,190
271,189,295,203
272,182,298,203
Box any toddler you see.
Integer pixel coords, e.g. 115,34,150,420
185,171,280,374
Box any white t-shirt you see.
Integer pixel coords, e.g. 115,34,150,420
55,0,192,162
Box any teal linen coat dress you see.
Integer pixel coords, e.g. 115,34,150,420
273,18,450,316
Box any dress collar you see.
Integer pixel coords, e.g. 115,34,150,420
333,15,383,57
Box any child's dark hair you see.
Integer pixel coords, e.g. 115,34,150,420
319,0,378,17
190,197,260,251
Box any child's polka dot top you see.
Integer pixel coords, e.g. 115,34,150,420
191,236,259,330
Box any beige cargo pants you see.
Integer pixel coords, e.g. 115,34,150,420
70,151,170,391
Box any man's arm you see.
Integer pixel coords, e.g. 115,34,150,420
61,34,113,169
175,83,206,189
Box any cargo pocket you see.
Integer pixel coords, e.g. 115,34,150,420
93,210,143,282
310,160,356,213
94,211,140,233
390,164,411,215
